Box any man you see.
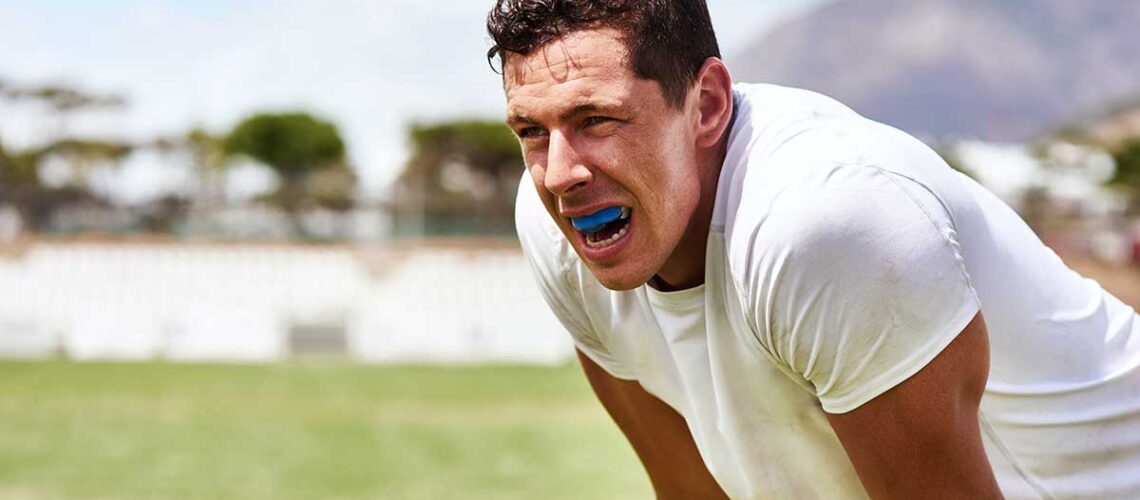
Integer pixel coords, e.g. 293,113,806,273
487,1,1140,498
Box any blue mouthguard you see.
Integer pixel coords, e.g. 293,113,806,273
571,207,624,234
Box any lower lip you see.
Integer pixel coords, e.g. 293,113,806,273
576,216,634,262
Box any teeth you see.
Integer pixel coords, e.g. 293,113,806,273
619,207,631,220
585,224,629,248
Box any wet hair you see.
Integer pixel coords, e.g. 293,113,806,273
486,0,721,108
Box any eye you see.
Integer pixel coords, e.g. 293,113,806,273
517,126,548,139
584,116,613,127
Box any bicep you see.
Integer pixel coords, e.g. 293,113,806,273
576,350,727,500
825,313,1002,499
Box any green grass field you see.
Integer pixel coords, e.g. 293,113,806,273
0,361,653,500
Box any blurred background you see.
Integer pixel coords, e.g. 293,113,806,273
1,0,1139,498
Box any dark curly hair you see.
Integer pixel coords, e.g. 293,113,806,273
486,0,721,109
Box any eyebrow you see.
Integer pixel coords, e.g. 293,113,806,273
507,100,630,129
506,113,536,128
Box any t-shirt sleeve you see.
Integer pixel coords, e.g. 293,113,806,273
747,165,981,414
514,175,634,380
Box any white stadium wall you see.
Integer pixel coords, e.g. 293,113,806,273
0,242,573,365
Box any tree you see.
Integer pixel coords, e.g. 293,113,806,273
224,112,354,237
0,136,110,232
0,80,127,144
19,84,126,113
0,138,38,186
225,113,344,179
1109,139,1140,214
393,120,522,236
40,138,134,188
1,79,131,209
146,128,227,211
1,79,141,233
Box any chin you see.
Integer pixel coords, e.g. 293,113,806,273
587,264,653,291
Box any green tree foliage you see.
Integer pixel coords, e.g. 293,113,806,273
1109,139,1140,190
0,81,125,112
40,138,134,190
184,128,227,209
3,149,41,186
0,136,108,232
41,138,132,162
0,139,32,185
0,137,104,202
1,79,131,203
225,112,345,181
1,79,186,235
394,120,522,236
185,128,227,173
224,112,355,237
1110,139,1140,214
146,128,228,210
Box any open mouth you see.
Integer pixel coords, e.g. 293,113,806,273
571,207,632,249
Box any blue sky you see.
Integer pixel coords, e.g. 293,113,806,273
0,0,829,202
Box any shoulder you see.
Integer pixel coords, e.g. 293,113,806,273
720,92,965,287
751,164,960,275
727,163,980,412
728,82,950,181
725,111,973,307
720,84,878,240
712,93,983,410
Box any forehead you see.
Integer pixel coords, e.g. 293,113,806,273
503,28,644,118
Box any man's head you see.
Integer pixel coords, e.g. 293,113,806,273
488,0,734,291
487,0,721,109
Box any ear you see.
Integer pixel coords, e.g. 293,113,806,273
691,58,734,149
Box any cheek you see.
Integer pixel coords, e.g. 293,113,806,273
524,149,542,172
638,142,695,196
525,154,547,189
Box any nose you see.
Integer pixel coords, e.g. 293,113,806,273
543,130,591,196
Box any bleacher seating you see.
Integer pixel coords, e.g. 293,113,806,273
0,242,572,364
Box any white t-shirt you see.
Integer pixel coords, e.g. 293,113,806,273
516,83,1140,499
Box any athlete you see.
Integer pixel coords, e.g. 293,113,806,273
487,1,1140,498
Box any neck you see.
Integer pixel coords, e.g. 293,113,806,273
650,110,736,291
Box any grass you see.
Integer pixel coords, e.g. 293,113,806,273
0,361,653,500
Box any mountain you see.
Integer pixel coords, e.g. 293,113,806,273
729,0,1140,141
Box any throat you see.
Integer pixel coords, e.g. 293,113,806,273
648,269,706,292
651,200,716,292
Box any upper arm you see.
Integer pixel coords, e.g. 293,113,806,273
577,350,728,500
745,165,999,495
826,312,1002,499
751,164,981,412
